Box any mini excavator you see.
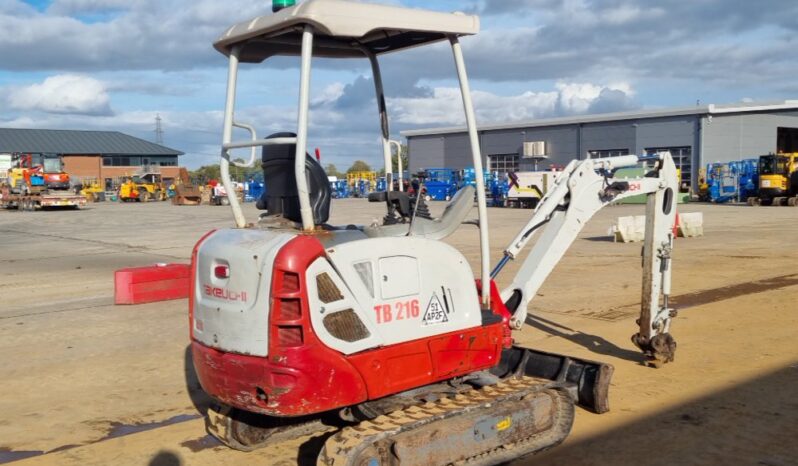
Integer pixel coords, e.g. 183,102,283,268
189,2,680,464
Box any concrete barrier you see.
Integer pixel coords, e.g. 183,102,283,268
611,215,646,243
677,212,704,238
611,212,704,243
115,263,190,305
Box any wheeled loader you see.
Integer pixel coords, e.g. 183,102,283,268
189,2,681,465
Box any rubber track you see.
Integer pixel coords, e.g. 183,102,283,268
318,377,574,466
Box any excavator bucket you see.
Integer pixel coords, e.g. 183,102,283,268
172,168,203,205
173,184,203,205
491,346,613,413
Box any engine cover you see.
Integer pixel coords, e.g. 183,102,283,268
312,236,482,354
192,229,294,357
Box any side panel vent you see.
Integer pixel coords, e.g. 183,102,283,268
323,309,370,342
316,272,344,303
282,272,300,293
277,326,303,347
278,298,301,321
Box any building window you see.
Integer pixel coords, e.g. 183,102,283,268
140,156,178,167
488,154,519,173
645,146,692,189
587,148,630,159
101,155,176,167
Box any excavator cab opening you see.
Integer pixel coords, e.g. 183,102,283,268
36,153,71,190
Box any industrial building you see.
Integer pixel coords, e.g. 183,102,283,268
0,128,184,189
402,100,798,191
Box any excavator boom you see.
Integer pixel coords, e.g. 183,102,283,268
495,152,679,365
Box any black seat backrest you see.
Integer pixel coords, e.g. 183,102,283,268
257,132,331,225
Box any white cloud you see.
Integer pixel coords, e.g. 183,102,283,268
312,82,346,106
0,76,639,169
0,0,268,72
7,74,112,115
390,82,638,126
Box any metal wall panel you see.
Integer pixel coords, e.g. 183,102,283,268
443,133,476,170
482,130,524,156
634,116,696,153
702,112,798,163
580,121,636,156
518,126,579,170
408,135,445,172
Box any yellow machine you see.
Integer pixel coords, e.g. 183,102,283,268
748,152,798,206
118,174,165,202
6,154,46,194
346,171,376,186
78,178,105,202
697,166,709,201
346,171,377,196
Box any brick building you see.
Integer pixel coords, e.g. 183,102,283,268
0,128,184,190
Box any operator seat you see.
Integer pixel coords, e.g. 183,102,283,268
364,185,475,240
257,132,331,225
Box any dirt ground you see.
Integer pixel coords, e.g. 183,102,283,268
0,199,796,466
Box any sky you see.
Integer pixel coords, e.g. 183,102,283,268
1,0,796,170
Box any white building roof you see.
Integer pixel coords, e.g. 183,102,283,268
214,0,479,61
401,100,798,138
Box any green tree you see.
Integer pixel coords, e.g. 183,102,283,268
190,164,221,184
189,159,261,185
392,144,409,174
347,160,372,173
229,158,261,181
325,163,343,178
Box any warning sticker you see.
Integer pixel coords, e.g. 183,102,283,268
422,292,449,326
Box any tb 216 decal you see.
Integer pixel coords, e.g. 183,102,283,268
373,287,455,326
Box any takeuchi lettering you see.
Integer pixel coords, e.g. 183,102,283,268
204,284,247,302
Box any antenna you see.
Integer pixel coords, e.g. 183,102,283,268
155,114,164,145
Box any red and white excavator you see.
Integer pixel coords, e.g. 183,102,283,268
189,1,680,464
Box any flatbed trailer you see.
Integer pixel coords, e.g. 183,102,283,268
0,187,86,211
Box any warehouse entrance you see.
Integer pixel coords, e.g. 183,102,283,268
646,146,692,192
777,127,798,153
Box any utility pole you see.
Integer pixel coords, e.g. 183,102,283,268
155,114,164,145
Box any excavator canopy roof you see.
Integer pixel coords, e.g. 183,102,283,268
213,0,480,62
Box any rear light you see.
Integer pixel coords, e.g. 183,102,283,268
277,326,303,347
214,265,230,279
